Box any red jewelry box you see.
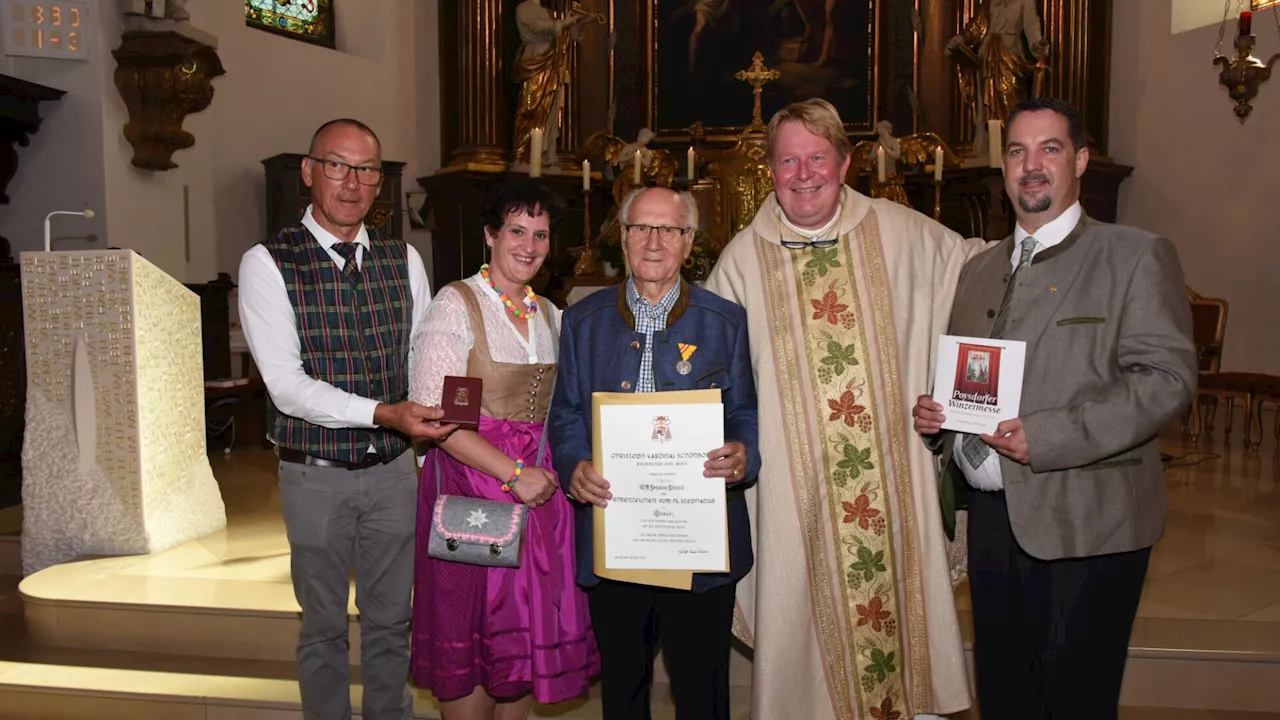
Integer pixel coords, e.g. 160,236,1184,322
440,376,482,428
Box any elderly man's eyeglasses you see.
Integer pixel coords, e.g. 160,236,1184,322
308,157,384,186
623,224,692,242
781,238,838,250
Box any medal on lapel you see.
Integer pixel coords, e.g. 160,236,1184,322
676,343,697,375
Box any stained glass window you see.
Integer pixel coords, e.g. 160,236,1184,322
245,1,335,49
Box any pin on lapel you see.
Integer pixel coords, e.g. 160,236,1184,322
1049,286,1059,293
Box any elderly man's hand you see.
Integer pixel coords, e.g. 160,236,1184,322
704,442,749,484
569,460,611,508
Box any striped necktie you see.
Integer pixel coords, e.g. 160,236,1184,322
331,242,361,283
961,235,1038,470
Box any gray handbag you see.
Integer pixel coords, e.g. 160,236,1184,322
426,378,554,568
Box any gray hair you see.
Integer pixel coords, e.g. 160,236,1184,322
617,187,699,233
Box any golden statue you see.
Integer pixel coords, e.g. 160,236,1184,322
947,0,1050,154
849,123,960,208
511,1,601,167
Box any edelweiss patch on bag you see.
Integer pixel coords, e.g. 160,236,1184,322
428,495,526,567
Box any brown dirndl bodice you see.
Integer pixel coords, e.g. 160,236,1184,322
448,281,557,423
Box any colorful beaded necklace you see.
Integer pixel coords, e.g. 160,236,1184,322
480,263,538,319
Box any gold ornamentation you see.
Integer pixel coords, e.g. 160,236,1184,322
112,31,225,171
759,240,855,719
755,212,935,716
366,208,394,232
849,130,960,209
1213,3,1280,122
454,386,470,406
734,51,781,133
948,1,1049,151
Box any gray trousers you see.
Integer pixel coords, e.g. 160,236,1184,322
279,450,417,720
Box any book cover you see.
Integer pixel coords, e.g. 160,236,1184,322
931,335,1026,435
440,375,482,428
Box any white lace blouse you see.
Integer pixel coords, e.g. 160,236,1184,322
409,273,563,407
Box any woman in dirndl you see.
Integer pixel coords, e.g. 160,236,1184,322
409,177,597,719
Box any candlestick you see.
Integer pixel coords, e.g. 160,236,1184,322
987,119,1002,168
529,128,543,177
573,187,598,276
583,159,590,191
934,146,944,182
687,146,696,181
876,146,886,183
633,150,641,184
932,178,943,223
1240,10,1252,36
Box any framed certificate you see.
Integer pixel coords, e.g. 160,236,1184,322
591,389,729,590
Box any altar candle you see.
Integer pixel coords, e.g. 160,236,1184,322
1240,10,1252,36
530,128,543,178
583,159,590,190
934,146,944,182
987,119,1002,168
633,150,642,184
687,146,696,181
876,146,886,183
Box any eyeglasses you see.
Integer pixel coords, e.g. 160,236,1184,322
781,238,838,250
307,156,384,186
623,224,692,242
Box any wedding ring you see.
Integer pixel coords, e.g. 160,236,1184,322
733,468,741,478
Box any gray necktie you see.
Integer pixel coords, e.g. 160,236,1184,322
961,236,1038,470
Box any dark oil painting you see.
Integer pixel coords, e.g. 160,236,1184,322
649,0,877,138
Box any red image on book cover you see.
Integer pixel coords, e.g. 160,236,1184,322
953,343,1002,405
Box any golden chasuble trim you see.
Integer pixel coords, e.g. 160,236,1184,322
799,227,907,718
758,238,856,720
854,211,933,711
758,214,937,718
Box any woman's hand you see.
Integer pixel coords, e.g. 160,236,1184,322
511,466,558,509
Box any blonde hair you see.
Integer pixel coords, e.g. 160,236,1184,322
766,98,851,165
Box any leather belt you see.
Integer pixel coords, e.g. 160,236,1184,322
276,446,385,470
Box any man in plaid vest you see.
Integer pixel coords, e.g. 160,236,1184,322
239,118,456,720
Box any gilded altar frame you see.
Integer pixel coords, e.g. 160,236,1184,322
642,0,882,143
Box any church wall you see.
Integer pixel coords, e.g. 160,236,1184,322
1,0,441,285
0,7,114,258
1109,0,1280,376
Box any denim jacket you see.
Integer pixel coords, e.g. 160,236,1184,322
549,281,760,592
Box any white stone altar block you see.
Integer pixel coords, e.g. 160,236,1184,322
19,250,227,576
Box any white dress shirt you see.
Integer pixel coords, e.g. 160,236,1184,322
237,205,433,435
958,201,1082,491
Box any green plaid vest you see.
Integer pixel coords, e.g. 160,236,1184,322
263,226,413,463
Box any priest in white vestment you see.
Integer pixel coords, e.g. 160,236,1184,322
704,98,985,720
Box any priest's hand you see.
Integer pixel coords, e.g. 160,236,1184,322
512,466,557,509
374,401,459,442
570,460,612,508
980,418,1029,464
912,395,946,436
704,442,748,484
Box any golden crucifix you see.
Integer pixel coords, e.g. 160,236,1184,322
736,52,781,131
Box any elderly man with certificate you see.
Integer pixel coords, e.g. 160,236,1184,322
550,186,759,720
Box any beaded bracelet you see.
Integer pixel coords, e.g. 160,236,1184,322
502,458,524,493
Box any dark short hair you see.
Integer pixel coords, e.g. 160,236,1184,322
480,176,567,237
1005,97,1087,152
308,118,381,155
